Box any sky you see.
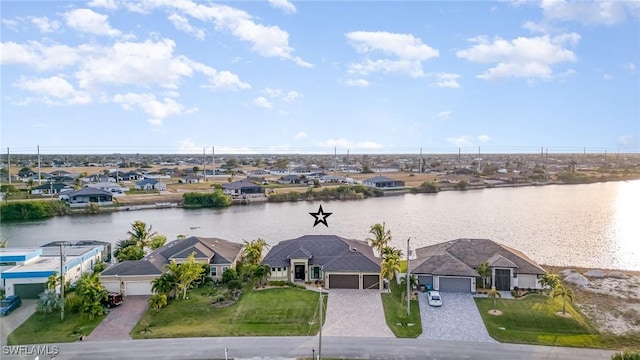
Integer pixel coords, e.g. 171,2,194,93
1,0,639,155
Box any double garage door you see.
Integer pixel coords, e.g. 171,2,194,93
101,281,152,295
327,274,380,289
438,277,471,293
14,283,45,299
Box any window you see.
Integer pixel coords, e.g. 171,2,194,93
211,267,217,277
222,266,229,273
271,267,276,272
311,267,321,279
277,267,281,272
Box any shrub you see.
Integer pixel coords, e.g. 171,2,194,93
222,268,238,283
226,279,242,290
612,352,640,360
213,294,226,303
268,280,286,287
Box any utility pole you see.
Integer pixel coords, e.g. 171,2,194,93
37,145,42,184
7,147,10,185
406,237,411,316
203,148,207,182
212,146,215,179
59,242,66,321
318,287,323,360
346,149,349,175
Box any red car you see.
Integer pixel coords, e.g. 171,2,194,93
101,292,123,308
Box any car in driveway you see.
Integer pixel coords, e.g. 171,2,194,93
101,292,124,308
1,295,22,316
427,291,442,307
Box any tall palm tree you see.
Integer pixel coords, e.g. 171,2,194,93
127,220,157,249
381,246,403,262
551,284,574,315
76,272,108,320
381,256,401,293
477,262,491,289
539,273,560,293
366,222,392,257
242,238,271,266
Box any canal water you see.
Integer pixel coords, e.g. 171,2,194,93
2,180,639,270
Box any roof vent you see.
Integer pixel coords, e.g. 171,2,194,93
350,247,357,252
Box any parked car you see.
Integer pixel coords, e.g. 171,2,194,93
1,295,22,316
427,291,442,307
101,292,123,308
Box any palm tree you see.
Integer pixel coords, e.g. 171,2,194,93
539,273,560,293
148,293,167,311
487,286,502,312
127,220,157,249
242,238,271,266
551,284,574,315
381,256,401,293
381,246,403,262
151,272,178,299
366,222,392,257
76,272,108,320
477,262,491,289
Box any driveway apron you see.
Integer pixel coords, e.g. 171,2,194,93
86,295,150,341
418,292,495,342
322,289,393,337
0,299,37,345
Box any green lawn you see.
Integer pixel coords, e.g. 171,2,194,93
7,311,103,345
475,295,640,350
132,286,326,338
380,280,422,338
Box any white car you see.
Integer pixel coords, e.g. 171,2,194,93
427,291,442,307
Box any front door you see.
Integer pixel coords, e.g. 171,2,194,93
494,269,511,291
294,264,305,280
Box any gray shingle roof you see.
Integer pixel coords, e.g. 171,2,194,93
101,260,163,276
411,238,544,276
221,179,262,190
147,236,241,270
262,235,380,272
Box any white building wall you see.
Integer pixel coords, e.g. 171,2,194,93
517,274,540,289
4,277,47,296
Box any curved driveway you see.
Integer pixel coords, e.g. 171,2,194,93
418,292,495,342
322,289,394,337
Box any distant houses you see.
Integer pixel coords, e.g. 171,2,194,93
59,187,113,207
362,175,405,189
134,178,167,191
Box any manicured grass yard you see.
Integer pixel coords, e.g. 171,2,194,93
381,281,422,338
7,311,102,345
475,294,640,350
132,286,326,338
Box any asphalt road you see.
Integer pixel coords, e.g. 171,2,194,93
1,336,615,360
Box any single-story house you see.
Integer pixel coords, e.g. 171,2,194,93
100,236,242,296
280,174,301,184
59,187,113,207
134,178,167,191
86,182,127,195
262,235,381,290
0,244,105,298
30,182,73,195
362,175,405,189
410,238,546,293
221,179,264,197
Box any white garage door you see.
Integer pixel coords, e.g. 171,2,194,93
125,281,153,296
102,282,120,293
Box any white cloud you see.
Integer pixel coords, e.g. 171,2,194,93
344,78,370,87
477,134,491,143
112,92,197,126
207,71,251,91
252,96,272,108
432,73,461,88
346,31,439,78
263,87,283,97
620,62,637,74
88,0,118,10
313,138,383,149
294,132,307,140
2,19,21,32
13,75,92,105
284,91,300,102
64,8,121,37
0,41,79,71
437,110,452,119
168,13,206,40
138,1,311,67
541,0,633,26
30,17,60,33
456,33,580,81
268,0,297,14
446,135,473,147
617,135,638,147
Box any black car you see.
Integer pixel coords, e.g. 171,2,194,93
101,292,123,308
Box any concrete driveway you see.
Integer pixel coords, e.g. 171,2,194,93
86,296,149,341
418,292,495,342
322,289,393,337
0,299,37,345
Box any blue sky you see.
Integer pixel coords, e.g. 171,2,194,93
1,0,638,155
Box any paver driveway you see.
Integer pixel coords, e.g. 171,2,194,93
322,289,393,337
86,295,149,341
0,299,36,345
418,292,495,342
